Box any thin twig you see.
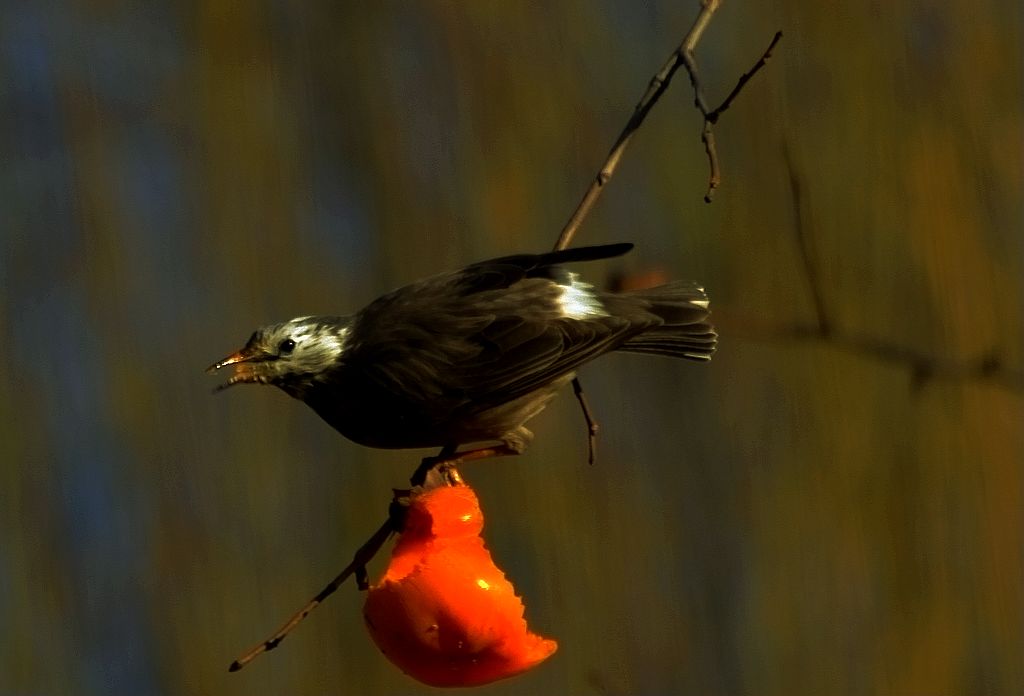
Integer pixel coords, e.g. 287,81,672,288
679,1,718,202
727,119,1024,396
700,125,721,202
552,0,729,464
553,0,723,252
707,31,782,123
721,315,1024,395
782,139,830,336
679,0,717,115
227,442,521,671
685,27,783,202
228,512,400,672
229,439,519,671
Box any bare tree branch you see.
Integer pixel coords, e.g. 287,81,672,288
229,510,401,671
553,0,726,252
724,314,1024,394
553,5,779,460
726,137,1024,396
783,139,830,336
686,29,783,202
707,31,783,124
226,446,509,671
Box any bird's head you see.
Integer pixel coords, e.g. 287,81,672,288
207,316,351,392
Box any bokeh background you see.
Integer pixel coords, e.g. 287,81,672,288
2,2,1021,694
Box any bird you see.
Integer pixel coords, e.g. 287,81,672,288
208,243,715,464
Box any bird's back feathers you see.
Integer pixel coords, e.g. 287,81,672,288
344,244,712,413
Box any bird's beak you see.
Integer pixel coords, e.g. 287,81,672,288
207,349,254,373
207,346,271,392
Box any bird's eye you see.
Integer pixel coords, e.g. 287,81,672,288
278,338,296,355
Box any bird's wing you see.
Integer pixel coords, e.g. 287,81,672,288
452,242,633,294
447,278,640,406
343,245,642,410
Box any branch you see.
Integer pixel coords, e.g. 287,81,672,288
228,508,401,672
783,139,830,335
553,0,724,252
706,30,783,125
554,4,780,249
227,455,488,672
740,141,1024,396
551,4,778,461
686,29,783,202
724,316,1024,394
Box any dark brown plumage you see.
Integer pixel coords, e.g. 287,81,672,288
208,243,715,453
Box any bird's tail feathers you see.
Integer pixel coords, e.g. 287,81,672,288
616,281,717,361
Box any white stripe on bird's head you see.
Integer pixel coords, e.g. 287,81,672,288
260,316,351,375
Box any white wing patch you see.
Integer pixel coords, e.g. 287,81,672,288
557,273,608,319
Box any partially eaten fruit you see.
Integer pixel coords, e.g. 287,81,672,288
363,484,557,687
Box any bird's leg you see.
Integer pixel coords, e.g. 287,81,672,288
411,461,466,490
411,444,458,487
411,441,522,487
571,376,600,465
451,444,523,464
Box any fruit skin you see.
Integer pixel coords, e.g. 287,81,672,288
363,485,557,688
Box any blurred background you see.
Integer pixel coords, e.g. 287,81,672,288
1,1,1021,694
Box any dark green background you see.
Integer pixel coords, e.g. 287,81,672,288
2,2,1021,694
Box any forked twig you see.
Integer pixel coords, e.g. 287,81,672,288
686,29,783,202
555,4,781,249
552,1,728,460
553,0,725,252
554,3,778,456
